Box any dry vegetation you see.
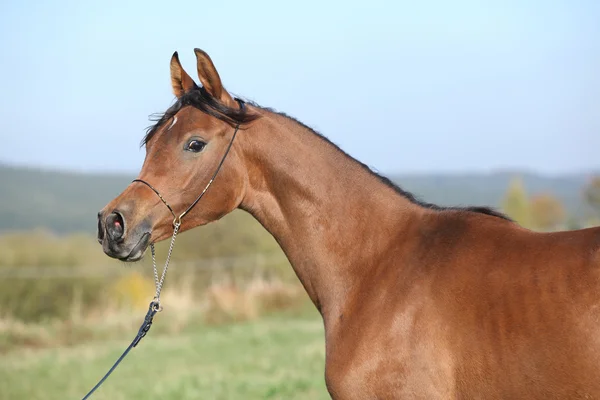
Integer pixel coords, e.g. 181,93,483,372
0,275,310,354
0,211,311,353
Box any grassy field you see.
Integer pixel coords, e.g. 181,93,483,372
0,312,330,400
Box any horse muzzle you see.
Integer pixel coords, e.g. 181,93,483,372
97,209,152,262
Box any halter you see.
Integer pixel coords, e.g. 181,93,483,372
81,98,246,400
131,98,245,310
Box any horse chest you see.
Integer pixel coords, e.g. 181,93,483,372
323,310,455,399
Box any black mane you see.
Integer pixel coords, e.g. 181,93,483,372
143,87,511,222
143,86,258,146
264,109,511,222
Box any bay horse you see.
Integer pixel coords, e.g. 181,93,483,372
98,48,600,399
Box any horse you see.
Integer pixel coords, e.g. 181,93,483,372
97,48,600,399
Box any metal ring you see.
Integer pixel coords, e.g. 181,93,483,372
173,217,182,228
151,299,162,312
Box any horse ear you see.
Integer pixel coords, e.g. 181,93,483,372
170,52,196,98
193,48,234,105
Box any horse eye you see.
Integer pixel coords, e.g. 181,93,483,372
186,139,206,153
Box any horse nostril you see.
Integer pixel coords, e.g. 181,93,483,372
105,212,125,242
97,215,105,243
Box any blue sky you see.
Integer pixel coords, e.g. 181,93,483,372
0,0,598,175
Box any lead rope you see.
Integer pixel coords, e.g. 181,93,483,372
81,225,180,400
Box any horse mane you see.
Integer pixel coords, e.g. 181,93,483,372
143,87,511,222
264,109,512,222
142,86,259,146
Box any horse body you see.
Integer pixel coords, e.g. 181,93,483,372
323,216,600,399
97,49,600,398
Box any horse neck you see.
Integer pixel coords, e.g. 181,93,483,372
239,109,420,325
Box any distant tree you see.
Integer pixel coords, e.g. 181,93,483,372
501,177,531,228
584,176,600,216
530,194,566,231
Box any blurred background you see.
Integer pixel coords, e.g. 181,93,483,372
0,1,598,399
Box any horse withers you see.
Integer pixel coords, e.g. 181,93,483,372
97,48,600,399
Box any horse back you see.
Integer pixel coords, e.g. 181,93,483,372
426,214,600,398
326,213,600,399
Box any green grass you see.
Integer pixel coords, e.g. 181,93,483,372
0,313,330,400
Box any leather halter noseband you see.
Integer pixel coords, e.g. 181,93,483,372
132,98,245,227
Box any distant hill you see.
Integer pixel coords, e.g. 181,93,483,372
0,164,133,234
0,163,595,234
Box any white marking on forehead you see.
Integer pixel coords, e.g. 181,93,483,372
167,117,178,131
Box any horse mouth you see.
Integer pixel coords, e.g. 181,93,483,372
119,232,151,262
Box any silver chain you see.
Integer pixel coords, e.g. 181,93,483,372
149,221,181,310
